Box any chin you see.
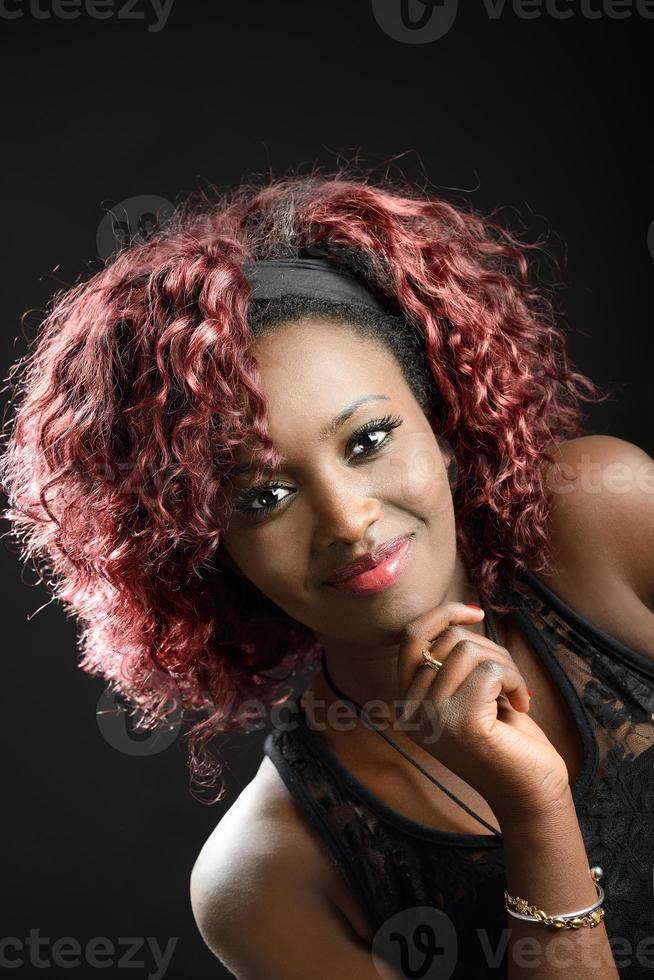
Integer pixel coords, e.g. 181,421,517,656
329,591,432,647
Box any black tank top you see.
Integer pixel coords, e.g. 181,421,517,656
263,570,654,979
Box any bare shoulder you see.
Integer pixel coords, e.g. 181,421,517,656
535,435,654,658
540,434,654,592
190,755,377,977
190,755,334,911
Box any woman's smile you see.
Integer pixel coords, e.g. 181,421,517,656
321,532,414,595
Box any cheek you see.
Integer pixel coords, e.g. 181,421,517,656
243,551,316,630
383,434,451,513
235,533,305,600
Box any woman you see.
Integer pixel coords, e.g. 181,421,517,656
2,170,652,979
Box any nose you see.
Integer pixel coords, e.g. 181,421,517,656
311,479,383,552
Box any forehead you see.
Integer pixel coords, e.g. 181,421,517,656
227,318,413,470
251,317,405,411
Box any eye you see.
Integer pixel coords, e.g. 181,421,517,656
234,413,403,521
346,413,403,460
234,485,294,520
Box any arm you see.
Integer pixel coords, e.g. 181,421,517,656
501,790,619,980
189,787,399,980
190,838,398,979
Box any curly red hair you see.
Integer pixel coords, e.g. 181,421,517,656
0,167,610,801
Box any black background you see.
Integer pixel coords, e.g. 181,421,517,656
2,2,652,978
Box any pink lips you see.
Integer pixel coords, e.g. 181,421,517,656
323,534,413,595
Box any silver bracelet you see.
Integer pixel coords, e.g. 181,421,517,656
504,866,606,929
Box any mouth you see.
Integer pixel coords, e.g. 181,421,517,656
322,533,414,595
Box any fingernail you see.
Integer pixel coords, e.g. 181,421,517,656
465,604,484,612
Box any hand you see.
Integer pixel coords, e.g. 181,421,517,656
396,602,571,824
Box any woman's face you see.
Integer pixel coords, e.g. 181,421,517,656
220,318,458,649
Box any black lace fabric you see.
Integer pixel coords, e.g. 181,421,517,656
263,571,654,978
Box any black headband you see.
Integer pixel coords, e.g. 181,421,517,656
241,246,388,313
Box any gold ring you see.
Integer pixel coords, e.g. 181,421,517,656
420,648,443,672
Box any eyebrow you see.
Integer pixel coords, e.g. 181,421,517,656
228,394,391,478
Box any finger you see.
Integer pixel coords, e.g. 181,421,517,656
397,601,485,693
427,623,514,665
400,624,512,710
447,656,531,718
400,641,528,726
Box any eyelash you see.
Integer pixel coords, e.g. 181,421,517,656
234,413,403,521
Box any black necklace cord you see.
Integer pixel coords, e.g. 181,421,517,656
318,601,503,837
